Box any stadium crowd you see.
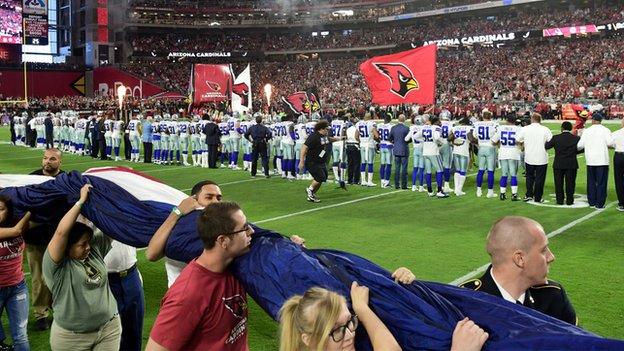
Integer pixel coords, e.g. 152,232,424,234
128,3,623,52
121,36,624,110
128,0,485,24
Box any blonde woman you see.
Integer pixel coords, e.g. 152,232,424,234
279,282,488,351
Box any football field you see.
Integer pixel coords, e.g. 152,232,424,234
0,123,623,350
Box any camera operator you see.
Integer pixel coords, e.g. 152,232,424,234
245,115,273,178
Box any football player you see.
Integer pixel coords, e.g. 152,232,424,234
356,112,379,186
472,110,498,198
406,115,425,192
377,113,395,188
492,116,522,201
415,116,449,198
448,117,473,196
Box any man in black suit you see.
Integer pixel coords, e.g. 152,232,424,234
203,114,221,168
44,113,54,149
545,121,580,205
460,216,577,325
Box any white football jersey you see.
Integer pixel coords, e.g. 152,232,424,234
472,120,498,147
493,124,521,160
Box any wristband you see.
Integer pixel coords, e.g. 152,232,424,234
75,201,83,207
171,206,182,217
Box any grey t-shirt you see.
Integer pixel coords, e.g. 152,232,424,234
42,229,118,332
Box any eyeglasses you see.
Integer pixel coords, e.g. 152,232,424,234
223,222,252,236
329,314,358,342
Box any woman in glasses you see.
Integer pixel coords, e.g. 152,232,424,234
279,282,488,351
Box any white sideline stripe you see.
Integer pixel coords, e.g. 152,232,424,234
179,178,261,192
255,190,403,224
447,201,617,286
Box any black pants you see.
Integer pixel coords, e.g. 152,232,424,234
525,163,547,201
143,142,153,163
208,144,218,168
394,155,408,189
614,152,624,207
91,136,99,157
45,135,53,149
587,165,609,208
553,168,577,205
99,138,107,160
10,127,15,145
251,142,269,176
346,145,361,184
124,134,132,160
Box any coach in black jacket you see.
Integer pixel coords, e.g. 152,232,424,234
545,121,581,205
203,115,221,168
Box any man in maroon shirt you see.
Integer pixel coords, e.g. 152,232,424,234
146,202,253,351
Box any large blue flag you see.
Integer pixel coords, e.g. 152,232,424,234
1,168,622,350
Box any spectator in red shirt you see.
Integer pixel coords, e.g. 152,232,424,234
0,196,32,351
146,201,254,351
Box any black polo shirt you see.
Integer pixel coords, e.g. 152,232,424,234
25,169,65,245
304,131,331,164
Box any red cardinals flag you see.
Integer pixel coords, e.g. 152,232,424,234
191,64,233,104
360,45,437,105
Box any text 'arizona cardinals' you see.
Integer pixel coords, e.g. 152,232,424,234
360,44,437,105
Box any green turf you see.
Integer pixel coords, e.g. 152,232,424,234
0,122,622,350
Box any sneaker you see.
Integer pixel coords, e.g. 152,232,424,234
476,188,482,197
0,340,12,351
411,185,417,192
595,206,605,211
523,196,533,202
511,194,519,201
418,186,426,192
306,187,314,199
499,193,507,201
307,195,320,203
436,191,449,198
617,205,624,212
454,190,465,196
428,192,435,197
486,191,498,198
368,182,376,187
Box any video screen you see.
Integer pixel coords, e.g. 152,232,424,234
0,0,22,44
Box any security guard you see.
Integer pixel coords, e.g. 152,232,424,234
460,216,577,325
244,115,273,178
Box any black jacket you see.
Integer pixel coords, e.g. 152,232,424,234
545,131,581,170
203,121,221,146
460,265,577,325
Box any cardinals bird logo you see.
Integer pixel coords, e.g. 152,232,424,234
374,63,420,98
233,82,250,106
205,80,221,92
283,92,311,114
223,295,247,319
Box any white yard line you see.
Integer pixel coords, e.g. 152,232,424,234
179,178,262,192
254,190,404,224
447,201,617,286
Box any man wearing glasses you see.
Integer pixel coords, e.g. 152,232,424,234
146,201,254,351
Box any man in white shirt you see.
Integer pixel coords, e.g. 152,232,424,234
105,240,144,351
517,113,553,203
613,118,624,212
577,112,614,209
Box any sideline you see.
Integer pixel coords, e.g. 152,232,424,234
447,201,617,285
255,190,404,224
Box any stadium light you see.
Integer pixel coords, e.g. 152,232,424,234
264,84,273,107
117,84,127,110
